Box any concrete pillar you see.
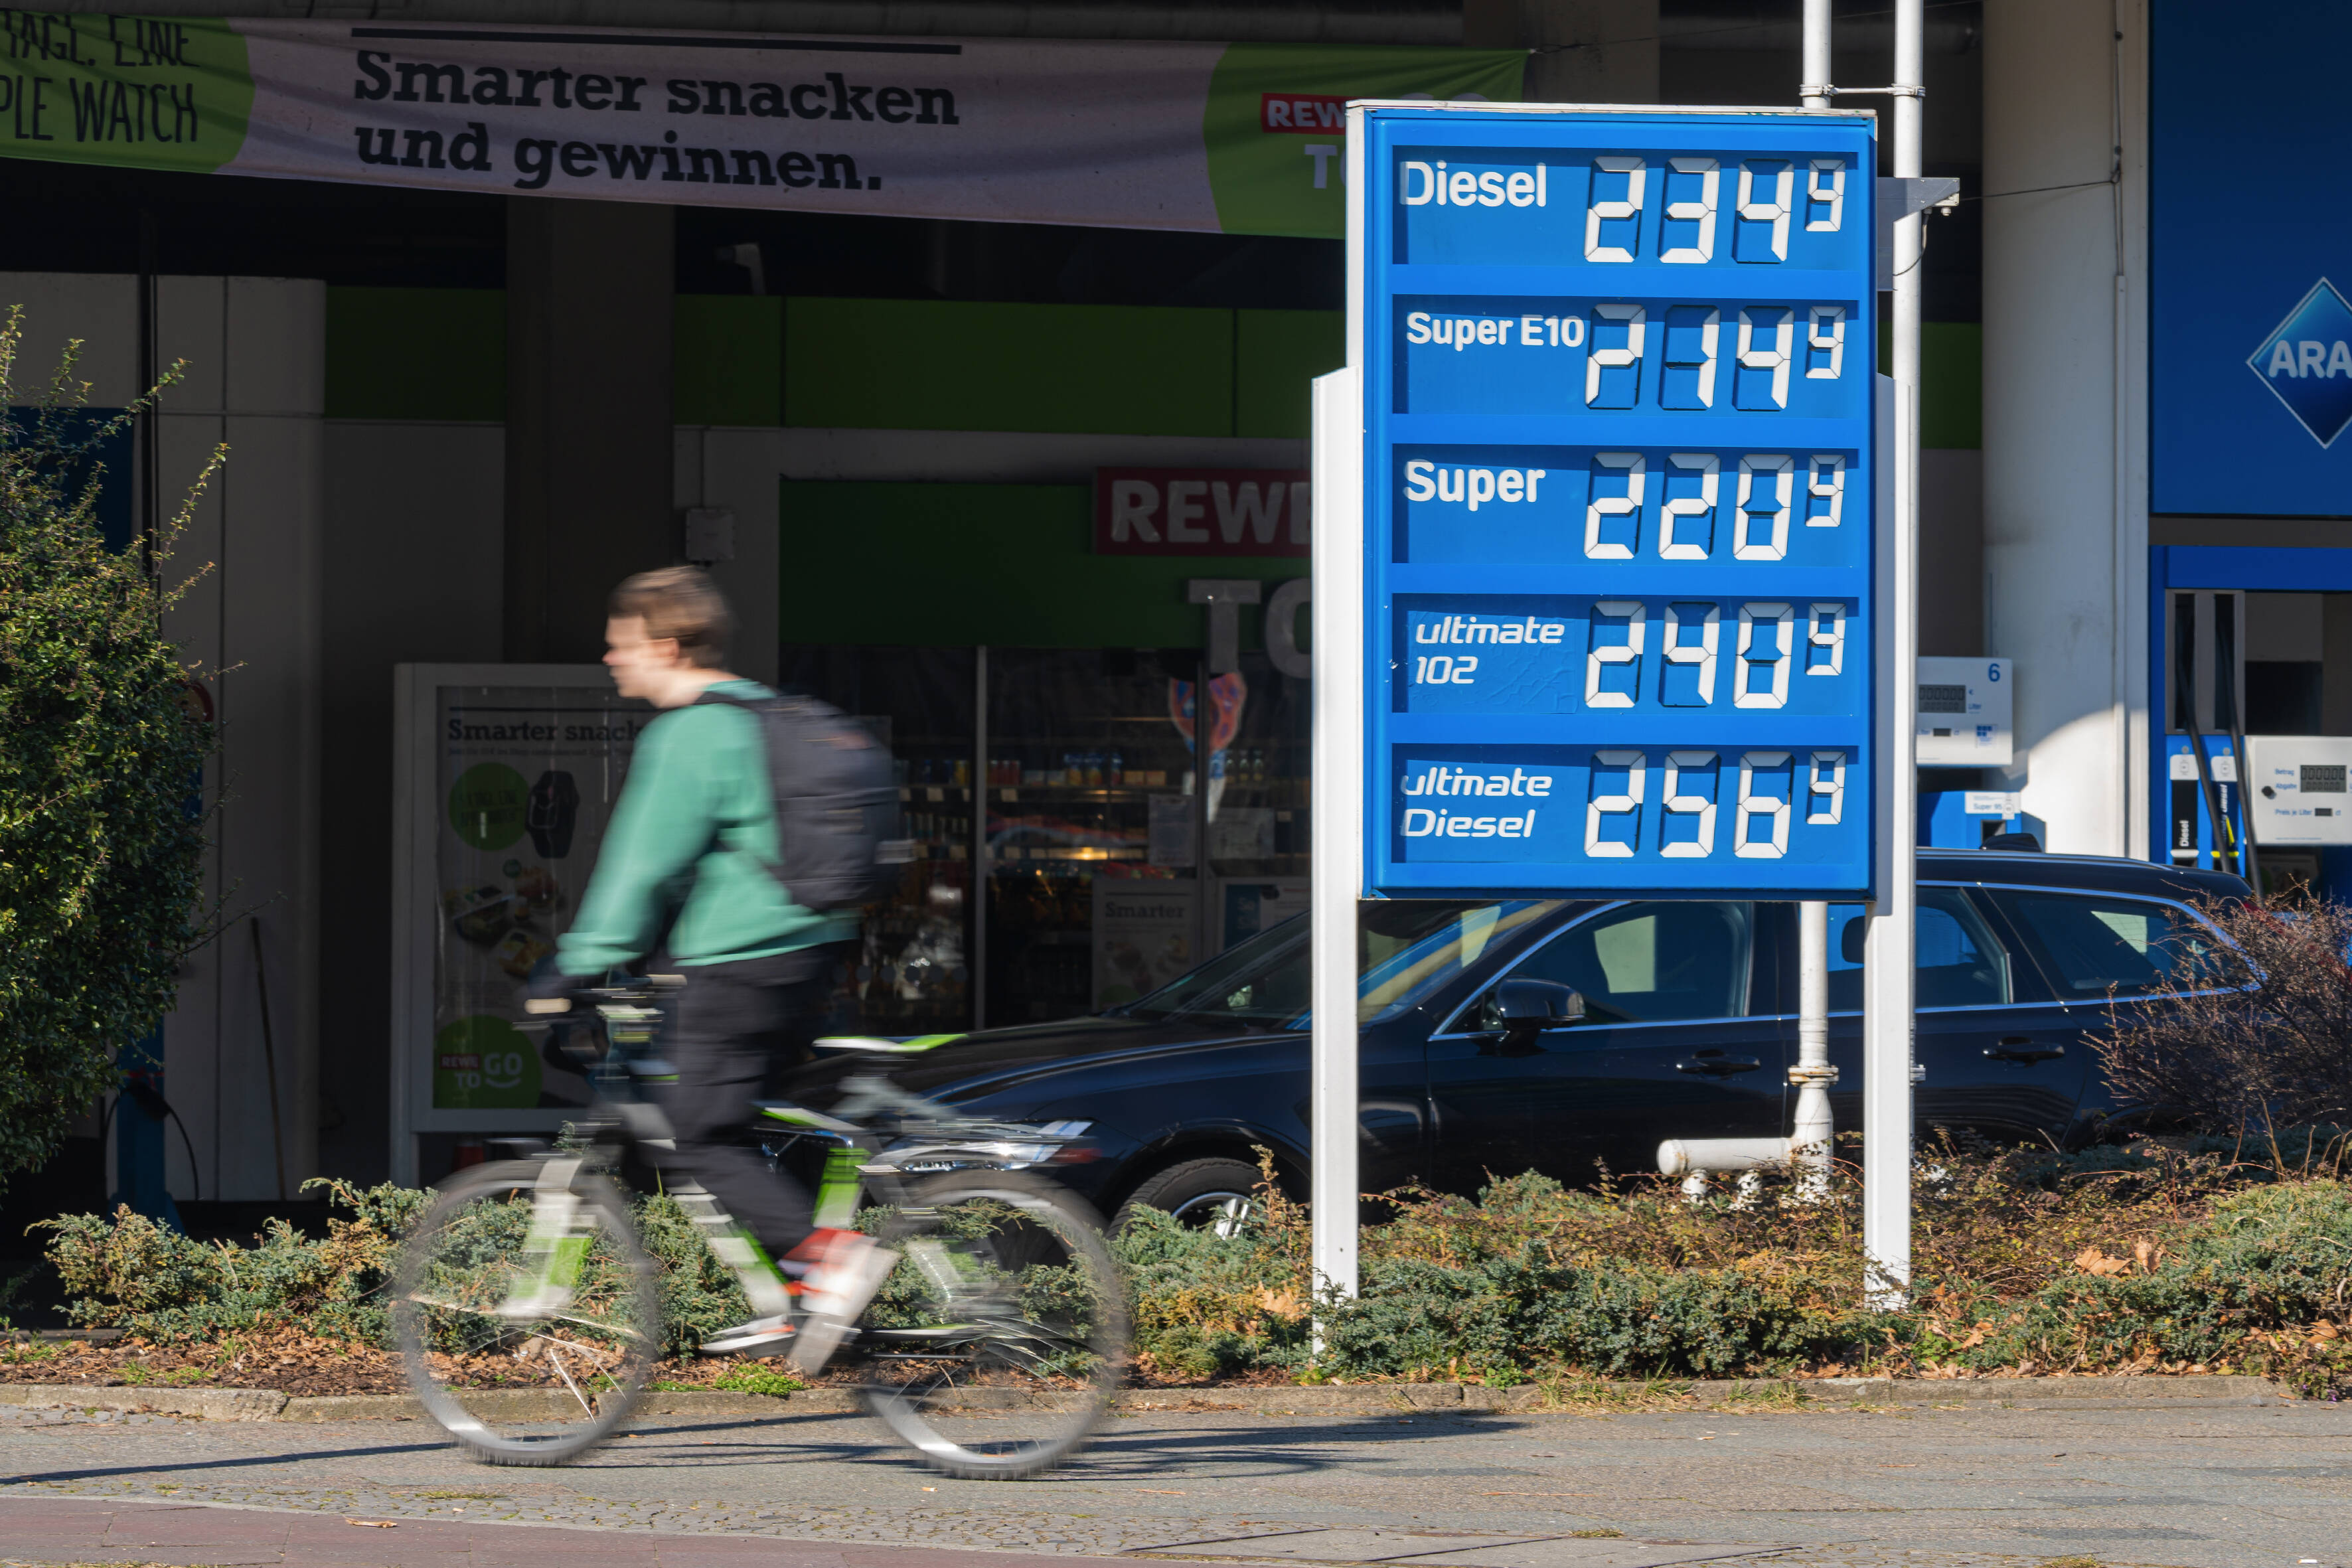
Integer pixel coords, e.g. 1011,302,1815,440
505,198,676,664
1464,0,1659,104
1982,0,2148,855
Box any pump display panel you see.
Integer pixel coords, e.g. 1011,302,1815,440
1356,106,1879,898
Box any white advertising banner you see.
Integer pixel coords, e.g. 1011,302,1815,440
1,13,1522,236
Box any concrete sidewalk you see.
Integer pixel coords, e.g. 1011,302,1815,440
0,1391,2345,1568
0,1495,1135,1567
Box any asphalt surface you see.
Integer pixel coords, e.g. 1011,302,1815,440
0,1395,2346,1568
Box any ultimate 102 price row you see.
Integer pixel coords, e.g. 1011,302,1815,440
1356,106,1877,897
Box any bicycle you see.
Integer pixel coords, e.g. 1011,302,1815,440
390,980,1128,1478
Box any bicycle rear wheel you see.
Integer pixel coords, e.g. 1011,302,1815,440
857,1170,1128,1480
391,1160,660,1466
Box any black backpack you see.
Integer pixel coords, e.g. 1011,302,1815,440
697,688,911,912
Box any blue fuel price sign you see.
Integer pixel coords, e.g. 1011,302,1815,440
1354,104,1879,899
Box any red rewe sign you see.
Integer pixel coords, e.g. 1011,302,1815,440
1260,93,1350,134
1094,468,1311,558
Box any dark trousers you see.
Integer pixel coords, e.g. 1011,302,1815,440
653,948,843,1260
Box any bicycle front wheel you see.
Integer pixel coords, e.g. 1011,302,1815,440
858,1170,1128,1480
391,1160,661,1466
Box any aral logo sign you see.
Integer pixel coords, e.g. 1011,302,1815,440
2248,279,2352,447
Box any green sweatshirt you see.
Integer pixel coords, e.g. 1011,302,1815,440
557,679,857,974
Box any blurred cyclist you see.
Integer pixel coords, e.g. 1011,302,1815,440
528,566,892,1363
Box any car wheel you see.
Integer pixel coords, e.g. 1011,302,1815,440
1114,1157,1266,1239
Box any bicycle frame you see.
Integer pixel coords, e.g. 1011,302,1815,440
505,988,1094,1329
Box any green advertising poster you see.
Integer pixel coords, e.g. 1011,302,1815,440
1202,45,1528,238
0,13,254,174
433,683,653,1113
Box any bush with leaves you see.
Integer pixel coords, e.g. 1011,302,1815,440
2094,896,2352,1134
35,1137,2352,1396
40,1178,426,1344
0,306,218,1184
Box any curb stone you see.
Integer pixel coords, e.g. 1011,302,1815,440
0,1373,2293,1423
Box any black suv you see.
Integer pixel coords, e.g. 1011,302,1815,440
793,850,2246,1227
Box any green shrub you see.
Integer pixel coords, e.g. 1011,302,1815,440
39,1178,424,1342
35,1138,2352,1392
0,309,220,1185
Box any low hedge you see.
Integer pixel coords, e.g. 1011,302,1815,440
25,1135,2352,1397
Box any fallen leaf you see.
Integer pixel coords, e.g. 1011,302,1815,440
2075,1247,2131,1278
346,1520,398,1529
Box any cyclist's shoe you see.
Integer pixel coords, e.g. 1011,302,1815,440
786,1231,898,1374
699,1312,798,1358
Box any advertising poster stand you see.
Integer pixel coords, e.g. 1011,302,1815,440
390,663,653,1186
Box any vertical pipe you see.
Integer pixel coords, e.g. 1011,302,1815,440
971,645,988,1031
1796,0,1836,1212
1790,901,1835,1201
1861,0,1923,1309
1800,0,1832,109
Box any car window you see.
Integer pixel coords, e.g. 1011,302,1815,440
1494,902,1755,1026
1986,890,2222,1000
1113,900,1566,1029
1825,887,2015,1011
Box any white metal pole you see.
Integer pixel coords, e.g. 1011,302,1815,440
1790,900,1835,1201
1795,0,1835,1214
1861,0,1923,1309
1307,114,1368,1336
1309,362,1364,1326
1800,0,1832,109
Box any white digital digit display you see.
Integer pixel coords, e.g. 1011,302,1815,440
1805,160,1846,230
1736,160,1794,261
1804,453,1845,527
1585,600,1646,708
1735,307,1795,409
1660,453,1718,558
1585,749,1646,856
1585,156,1646,262
1660,749,1721,856
1735,750,1794,858
1662,601,1721,704
1735,601,1794,709
1806,602,1846,676
1660,157,1720,264
1733,455,1793,560
1585,451,1645,558
1806,750,1847,824
1587,303,1647,408
1806,307,1845,380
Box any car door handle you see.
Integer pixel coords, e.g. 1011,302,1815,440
1984,1038,2067,1064
1675,1055,1763,1077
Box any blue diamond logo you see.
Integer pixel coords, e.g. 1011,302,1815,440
2247,279,2352,447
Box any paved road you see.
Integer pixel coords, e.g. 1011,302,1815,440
0,1395,2346,1568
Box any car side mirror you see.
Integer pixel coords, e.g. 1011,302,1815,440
1494,979,1585,1032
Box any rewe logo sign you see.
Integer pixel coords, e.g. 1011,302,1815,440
2248,279,2352,447
1093,467,1310,558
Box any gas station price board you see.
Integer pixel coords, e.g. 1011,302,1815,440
1356,106,1879,899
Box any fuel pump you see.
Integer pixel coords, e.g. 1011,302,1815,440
2163,589,2255,882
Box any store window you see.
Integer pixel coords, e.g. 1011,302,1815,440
785,642,1310,1034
